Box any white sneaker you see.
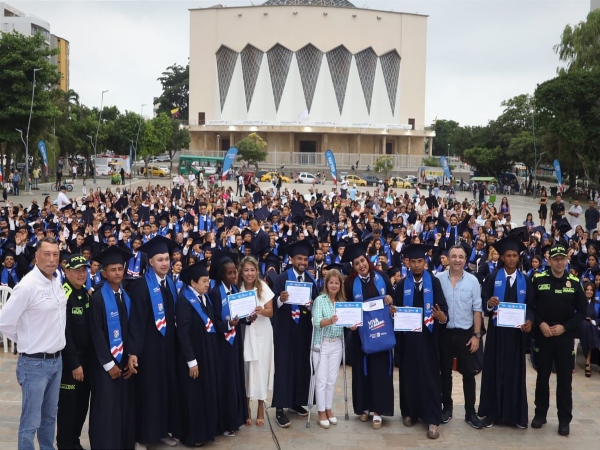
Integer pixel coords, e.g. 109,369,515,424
135,443,147,450
160,436,178,446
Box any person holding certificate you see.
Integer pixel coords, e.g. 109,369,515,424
271,240,319,428
477,235,534,429
531,244,586,436
392,244,448,439
311,269,347,429
208,249,251,436
342,240,395,430
238,256,275,427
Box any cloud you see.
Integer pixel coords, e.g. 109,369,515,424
9,0,590,125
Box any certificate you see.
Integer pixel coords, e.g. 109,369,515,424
394,307,423,332
334,302,363,327
497,302,526,328
227,291,258,319
285,281,313,305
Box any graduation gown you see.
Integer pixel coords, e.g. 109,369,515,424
127,277,181,444
578,300,600,356
271,269,318,409
209,284,248,432
345,271,395,416
176,291,219,446
477,271,534,426
393,274,447,425
89,289,135,450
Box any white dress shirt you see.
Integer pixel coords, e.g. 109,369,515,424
0,266,66,354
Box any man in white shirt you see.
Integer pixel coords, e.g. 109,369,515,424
56,185,71,209
0,237,66,450
568,199,582,231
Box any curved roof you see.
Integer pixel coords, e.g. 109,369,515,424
262,0,356,7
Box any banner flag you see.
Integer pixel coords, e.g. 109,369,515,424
325,150,338,185
221,147,238,182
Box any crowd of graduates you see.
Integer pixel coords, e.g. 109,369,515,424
0,179,599,448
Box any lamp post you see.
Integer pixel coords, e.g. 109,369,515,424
129,139,136,189
86,134,94,180
534,152,545,198
134,104,146,177
93,90,109,184
23,68,41,192
217,134,220,153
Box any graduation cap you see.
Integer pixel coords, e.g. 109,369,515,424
101,223,113,233
93,245,133,267
213,208,224,216
180,260,209,285
372,217,385,226
555,218,572,234
0,240,16,261
138,235,179,259
60,204,74,213
254,207,269,222
531,226,546,238
170,246,182,255
569,259,585,276
209,249,239,280
323,263,344,273
241,228,253,238
402,244,434,260
159,213,170,224
341,240,370,264
494,235,527,255
201,242,213,252
81,243,93,253
425,196,439,210
59,250,71,262
387,266,400,277
286,239,313,259
264,251,282,268
224,216,237,229
291,201,305,221
509,226,530,242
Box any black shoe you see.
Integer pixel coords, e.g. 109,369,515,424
558,423,569,436
441,409,453,424
290,405,308,417
531,415,547,429
275,409,290,428
465,413,483,429
482,416,495,428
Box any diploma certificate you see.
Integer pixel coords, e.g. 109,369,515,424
334,302,363,327
227,291,258,319
285,281,313,305
497,302,526,328
394,307,423,332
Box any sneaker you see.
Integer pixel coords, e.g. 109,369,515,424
441,409,453,424
276,409,290,428
290,405,308,417
482,416,494,428
531,415,547,429
465,413,483,429
515,423,528,429
558,423,570,436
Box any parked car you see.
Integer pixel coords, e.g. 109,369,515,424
149,154,171,163
256,170,269,179
260,172,291,183
296,172,318,184
362,174,381,186
345,174,367,186
405,175,418,184
141,164,170,177
389,176,413,189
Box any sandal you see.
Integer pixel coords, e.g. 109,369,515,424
256,402,265,426
585,364,592,378
245,418,252,427
372,415,382,430
359,410,370,422
256,418,264,426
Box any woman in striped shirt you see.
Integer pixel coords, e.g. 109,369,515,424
311,269,346,429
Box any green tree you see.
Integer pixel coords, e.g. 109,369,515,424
156,64,189,121
432,119,460,156
462,146,509,176
0,31,61,164
554,9,600,73
374,156,394,177
166,120,190,171
236,133,268,167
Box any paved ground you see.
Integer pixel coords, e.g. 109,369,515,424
0,348,598,449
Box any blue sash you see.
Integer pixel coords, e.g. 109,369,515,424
403,271,434,332
199,215,212,232
286,268,316,325
173,274,183,293
145,268,177,336
127,252,142,277
219,283,239,345
1,266,19,286
492,270,526,326
182,286,215,333
445,224,458,241
157,226,168,237
101,282,131,363
488,261,497,274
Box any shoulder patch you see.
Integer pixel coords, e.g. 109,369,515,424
567,274,579,282
533,271,548,279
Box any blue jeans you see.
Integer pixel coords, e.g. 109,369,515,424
16,355,62,450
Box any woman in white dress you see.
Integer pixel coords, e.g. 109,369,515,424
238,256,274,427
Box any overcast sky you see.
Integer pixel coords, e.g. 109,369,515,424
8,0,591,125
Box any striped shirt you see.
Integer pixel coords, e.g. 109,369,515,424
311,293,344,346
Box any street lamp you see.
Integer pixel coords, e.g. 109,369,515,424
217,134,220,152
22,68,41,192
534,152,545,198
93,90,109,184
134,104,146,176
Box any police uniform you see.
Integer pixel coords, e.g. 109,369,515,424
531,244,586,436
56,256,92,450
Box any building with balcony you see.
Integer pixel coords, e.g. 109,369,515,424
50,35,69,92
188,0,434,169
0,2,50,44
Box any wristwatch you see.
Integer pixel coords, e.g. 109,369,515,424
473,332,482,339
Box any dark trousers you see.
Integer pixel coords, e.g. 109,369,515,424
534,330,574,424
440,328,477,415
56,360,91,449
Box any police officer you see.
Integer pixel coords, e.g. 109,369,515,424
56,255,92,449
531,244,586,436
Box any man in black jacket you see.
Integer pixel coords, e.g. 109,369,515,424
250,218,270,262
56,255,92,450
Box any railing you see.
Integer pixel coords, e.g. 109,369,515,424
185,120,434,132
181,150,465,170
